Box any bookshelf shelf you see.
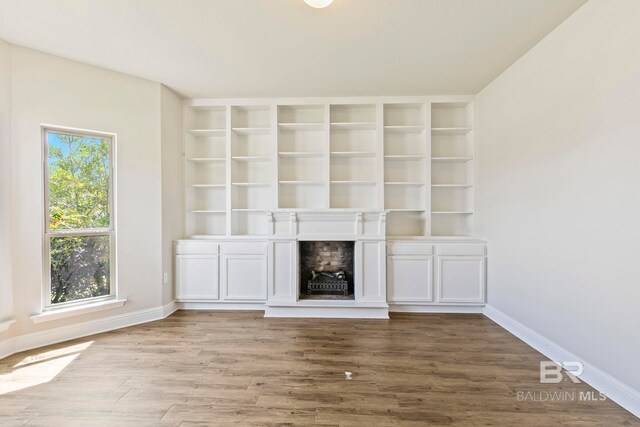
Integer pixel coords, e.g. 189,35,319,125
278,123,324,131
385,182,426,186
330,151,376,158
186,129,226,137
232,127,271,135
330,122,376,131
431,127,473,136
432,157,473,163
278,151,324,158
384,125,426,134
384,155,425,161
186,157,225,163
231,156,271,162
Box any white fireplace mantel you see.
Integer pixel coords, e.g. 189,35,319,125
266,210,387,241
264,210,390,318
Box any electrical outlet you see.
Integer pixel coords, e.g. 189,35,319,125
163,272,168,284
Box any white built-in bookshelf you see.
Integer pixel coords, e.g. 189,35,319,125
183,97,476,238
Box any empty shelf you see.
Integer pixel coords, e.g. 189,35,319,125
186,157,225,163
431,127,473,136
186,129,225,137
278,123,324,131
384,155,425,161
432,157,473,163
278,151,324,158
383,125,426,134
232,127,271,135
330,122,376,131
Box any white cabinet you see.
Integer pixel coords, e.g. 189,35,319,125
175,240,267,304
176,254,219,300
437,255,485,303
387,255,433,303
386,242,433,303
221,254,267,301
436,243,486,304
386,240,486,306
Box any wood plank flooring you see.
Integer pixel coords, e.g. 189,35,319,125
0,311,637,426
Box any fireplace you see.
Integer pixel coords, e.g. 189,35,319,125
299,241,355,300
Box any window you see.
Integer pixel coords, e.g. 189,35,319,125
43,127,116,308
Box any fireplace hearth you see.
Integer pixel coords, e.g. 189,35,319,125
299,241,355,300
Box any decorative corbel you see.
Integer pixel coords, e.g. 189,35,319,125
290,212,298,236
355,212,364,237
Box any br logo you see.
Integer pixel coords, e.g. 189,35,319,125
540,361,584,383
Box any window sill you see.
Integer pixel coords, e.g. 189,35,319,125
31,299,127,324
0,319,16,332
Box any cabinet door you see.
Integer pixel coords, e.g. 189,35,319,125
437,255,485,304
221,254,267,301
387,255,433,303
176,255,219,300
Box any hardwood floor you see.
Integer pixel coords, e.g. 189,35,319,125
0,311,637,426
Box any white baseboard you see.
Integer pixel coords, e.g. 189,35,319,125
177,301,265,311
0,301,178,361
483,305,640,419
0,335,15,360
162,300,178,318
265,305,389,319
390,304,483,313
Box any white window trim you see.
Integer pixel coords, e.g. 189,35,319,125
41,125,118,314
31,298,127,324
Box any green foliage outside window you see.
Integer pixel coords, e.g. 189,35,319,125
47,132,112,304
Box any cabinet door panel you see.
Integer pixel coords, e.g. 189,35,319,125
176,255,219,300
437,256,485,303
387,255,433,302
222,255,267,301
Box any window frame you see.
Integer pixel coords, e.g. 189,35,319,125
42,125,117,311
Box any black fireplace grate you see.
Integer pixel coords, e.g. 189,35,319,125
307,277,349,296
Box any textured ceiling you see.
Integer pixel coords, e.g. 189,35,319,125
0,0,586,98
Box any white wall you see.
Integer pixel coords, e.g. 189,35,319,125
160,85,184,306
477,0,640,395
0,39,13,340
9,45,164,335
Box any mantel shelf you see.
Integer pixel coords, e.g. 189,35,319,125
231,208,266,212
190,210,226,214
431,127,473,135
432,157,473,163
232,127,271,135
190,234,226,239
186,129,225,137
387,208,426,212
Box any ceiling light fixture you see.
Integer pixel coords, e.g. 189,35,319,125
304,0,334,8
